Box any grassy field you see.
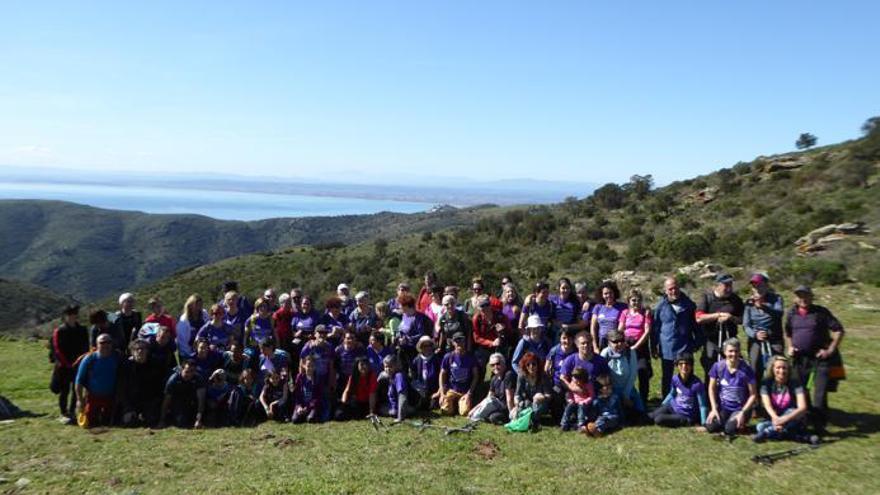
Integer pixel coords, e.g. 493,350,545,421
1,285,878,494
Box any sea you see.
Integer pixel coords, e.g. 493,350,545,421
0,181,433,221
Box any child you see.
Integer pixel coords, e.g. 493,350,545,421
260,370,288,422
560,368,594,431
205,369,232,427
291,355,325,423
380,355,412,421
410,335,442,410
229,368,260,426
649,353,708,427
336,357,377,421
366,331,391,375
585,374,621,437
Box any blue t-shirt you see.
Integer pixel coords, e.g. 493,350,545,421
709,360,756,412
441,351,478,393
75,352,120,397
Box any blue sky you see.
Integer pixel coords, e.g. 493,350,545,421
0,1,877,186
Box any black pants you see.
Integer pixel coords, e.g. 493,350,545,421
706,408,742,436
54,367,77,418
650,403,693,428
334,401,369,421
700,339,722,384
660,359,675,399
748,339,783,383
794,354,831,428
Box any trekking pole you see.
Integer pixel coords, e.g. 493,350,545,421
717,321,724,363
761,339,772,370
752,445,818,465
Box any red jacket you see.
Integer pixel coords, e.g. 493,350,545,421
472,311,510,349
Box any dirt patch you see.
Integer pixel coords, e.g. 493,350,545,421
473,440,500,460
273,438,301,448
257,433,277,441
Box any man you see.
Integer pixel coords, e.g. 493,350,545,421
75,334,122,428
119,339,166,427
51,304,89,424
472,295,510,369
651,277,701,397
108,293,142,352
437,294,473,354
337,283,356,316
438,332,480,416
560,331,611,392
784,286,844,431
743,273,784,380
696,274,744,382
160,360,206,428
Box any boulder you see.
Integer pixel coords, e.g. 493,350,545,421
677,260,722,280
611,270,650,287
764,155,810,173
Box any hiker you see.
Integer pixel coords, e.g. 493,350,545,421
472,295,511,371
519,281,555,334
416,271,438,314
618,288,653,405
50,304,89,424
204,369,233,427
260,370,289,422
197,304,234,352
262,288,280,313
696,274,744,382
423,285,445,324
386,282,411,316
192,338,223,381
590,280,627,354
511,315,551,375
257,337,291,383
88,309,122,351
222,342,251,385
743,273,784,381
470,353,516,425
119,339,166,427
244,298,275,357
784,286,845,432
438,332,480,416
228,368,260,426
159,360,206,429
512,352,551,422
600,330,644,418
584,374,622,437
176,294,208,360
290,354,327,423
560,331,611,393
336,283,356,316
409,336,441,411
550,277,585,342
299,326,335,394
705,338,757,436
366,330,392,375
221,290,248,345
754,356,818,444
395,295,433,368
218,281,253,320
350,291,378,346
144,296,177,338
649,352,707,427
290,295,321,369
379,354,413,421
335,330,366,396
560,368,594,431
272,293,295,356
336,357,378,421
75,333,122,428
575,282,594,318
109,292,142,352
374,301,400,347
651,277,701,397
320,297,350,346
545,327,577,420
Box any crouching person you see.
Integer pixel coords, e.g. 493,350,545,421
291,355,326,424
649,353,708,427
159,360,206,428
336,357,378,421
74,333,122,428
585,374,622,437
378,355,414,421
119,339,165,427
260,370,289,422
439,332,480,416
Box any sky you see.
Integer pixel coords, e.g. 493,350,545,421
0,1,877,186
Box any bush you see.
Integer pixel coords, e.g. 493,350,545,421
859,261,880,288
656,232,714,263
786,259,849,286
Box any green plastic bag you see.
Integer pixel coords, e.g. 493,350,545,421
504,407,533,432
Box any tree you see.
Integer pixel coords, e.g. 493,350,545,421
796,133,817,150
626,174,654,199
862,116,880,137
592,183,626,209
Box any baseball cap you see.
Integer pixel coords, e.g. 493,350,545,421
714,273,734,285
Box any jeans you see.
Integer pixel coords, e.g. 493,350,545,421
560,402,590,429
593,413,620,433
755,408,807,440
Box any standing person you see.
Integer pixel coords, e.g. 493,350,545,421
374,301,400,347
387,282,411,316
416,271,438,314
300,326,336,401
462,277,486,316
349,291,378,346
705,338,757,437
472,295,510,371
88,309,122,351
74,334,122,428
176,294,208,361
337,283,356,316
744,273,784,383
196,304,234,352
395,295,433,368
272,293,295,356
651,277,701,398
511,315,551,375
144,297,177,338
423,285,445,324
290,295,321,367
649,353,708,428
618,288,653,405
334,330,366,397
159,360,206,429
320,297,350,346
501,284,522,340
784,286,845,432
51,304,89,424
262,288,280,313
590,281,627,354
696,274,744,383
438,333,480,416
119,339,166,427
219,281,253,319
545,328,577,420
221,291,248,346
519,281,555,334
436,294,473,354
244,298,275,357
550,277,585,342
109,293,142,352
575,282,594,318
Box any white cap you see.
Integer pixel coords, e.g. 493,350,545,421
278,293,291,304
442,294,456,306
337,283,350,292
118,292,134,305
355,291,369,301
263,289,275,297
526,314,545,329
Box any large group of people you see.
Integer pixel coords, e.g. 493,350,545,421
50,271,844,443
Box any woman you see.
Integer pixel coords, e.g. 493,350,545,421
470,353,516,424
374,301,400,347
423,285,445,325
550,277,584,342
177,294,208,360
196,304,234,352
706,338,758,436
754,356,818,444
244,298,275,357
395,295,433,368
320,297,350,346
513,352,551,424
290,295,321,370
349,291,378,346
590,281,627,354
501,284,522,340
145,296,177,338
462,277,486,317
617,288,653,404
519,281,555,333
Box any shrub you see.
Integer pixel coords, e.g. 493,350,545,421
786,259,848,286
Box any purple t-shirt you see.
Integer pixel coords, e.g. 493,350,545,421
411,353,441,393
196,322,233,350
592,302,628,342
522,300,554,327
550,295,579,325
546,343,576,387
560,353,611,382
709,360,756,412
671,374,705,420
335,345,365,379
300,342,334,380
222,310,248,345
291,310,321,337
246,316,274,348
441,351,478,393
502,304,519,328
388,371,408,410
366,346,390,374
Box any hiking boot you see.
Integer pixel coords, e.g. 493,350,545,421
808,434,820,446
751,431,767,443
586,422,600,437
57,415,74,425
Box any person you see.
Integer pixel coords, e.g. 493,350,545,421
590,281,627,353
462,277,486,316
560,331,611,393
410,336,441,411
511,315,551,375
744,273,784,381
290,295,321,369
89,309,124,352
416,271,438,314
560,368,594,431
349,291,378,346
222,342,251,385
337,357,378,421
176,294,208,360
649,353,708,427
584,374,622,437
618,288,653,405
290,354,326,424
513,352,551,425
229,368,260,426
119,339,166,427
74,333,122,428
519,281,555,333
651,277,701,398
109,292,142,352
754,356,818,444
387,282,411,316
470,353,516,425
50,304,89,424
147,325,178,375
260,370,289,422
575,282,594,318
320,297,350,346
335,330,366,396
375,301,400,347
501,283,522,339
256,337,290,382
600,330,644,417
196,304,234,352
273,293,295,356
192,338,224,381
784,285,845,431
436,294,473,354
244,298,275,357
299,326,335,406
204,369,232,427
262,288,280,313
424,285,445,324
336,283,356,316
545,327,577,419
144,296,177,339
705,338,757,437
472,295,510,370
696,274,745,382
438,332,480,416
366,331,391,375
219,281,253,319
395,295,433,367
159,360,206,428
380,355,413,421
221,290,248,346
550,277,585,343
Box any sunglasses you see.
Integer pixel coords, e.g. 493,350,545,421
609,340,623,344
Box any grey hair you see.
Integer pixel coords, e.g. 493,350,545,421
488,353,506,366
722,337,741,351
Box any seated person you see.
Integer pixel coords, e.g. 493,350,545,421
409,336,441,411
754,356,818,445
378,355,413,421
336,357,378,421
584,374,622,437
291,355,327,424
204,369,232,427
159,360,206,429
706,338,757,437
439,332,480,416
119,339,166,427
260,370,289,422
560,368,594,432
649,353,708,427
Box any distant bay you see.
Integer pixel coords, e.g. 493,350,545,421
0,181,433,220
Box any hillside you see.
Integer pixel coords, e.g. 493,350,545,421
122,126,880,308
0,278,72,333
0,201,496,301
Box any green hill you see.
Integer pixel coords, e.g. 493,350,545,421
0,278,72,333
0,200,495,302
124,128,880,307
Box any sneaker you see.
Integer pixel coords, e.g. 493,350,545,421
809,434,820,446
560,423,571,432
587,422,600,437
751,432,766,443
57,415,74,425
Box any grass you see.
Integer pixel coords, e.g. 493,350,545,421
1,286,879,494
